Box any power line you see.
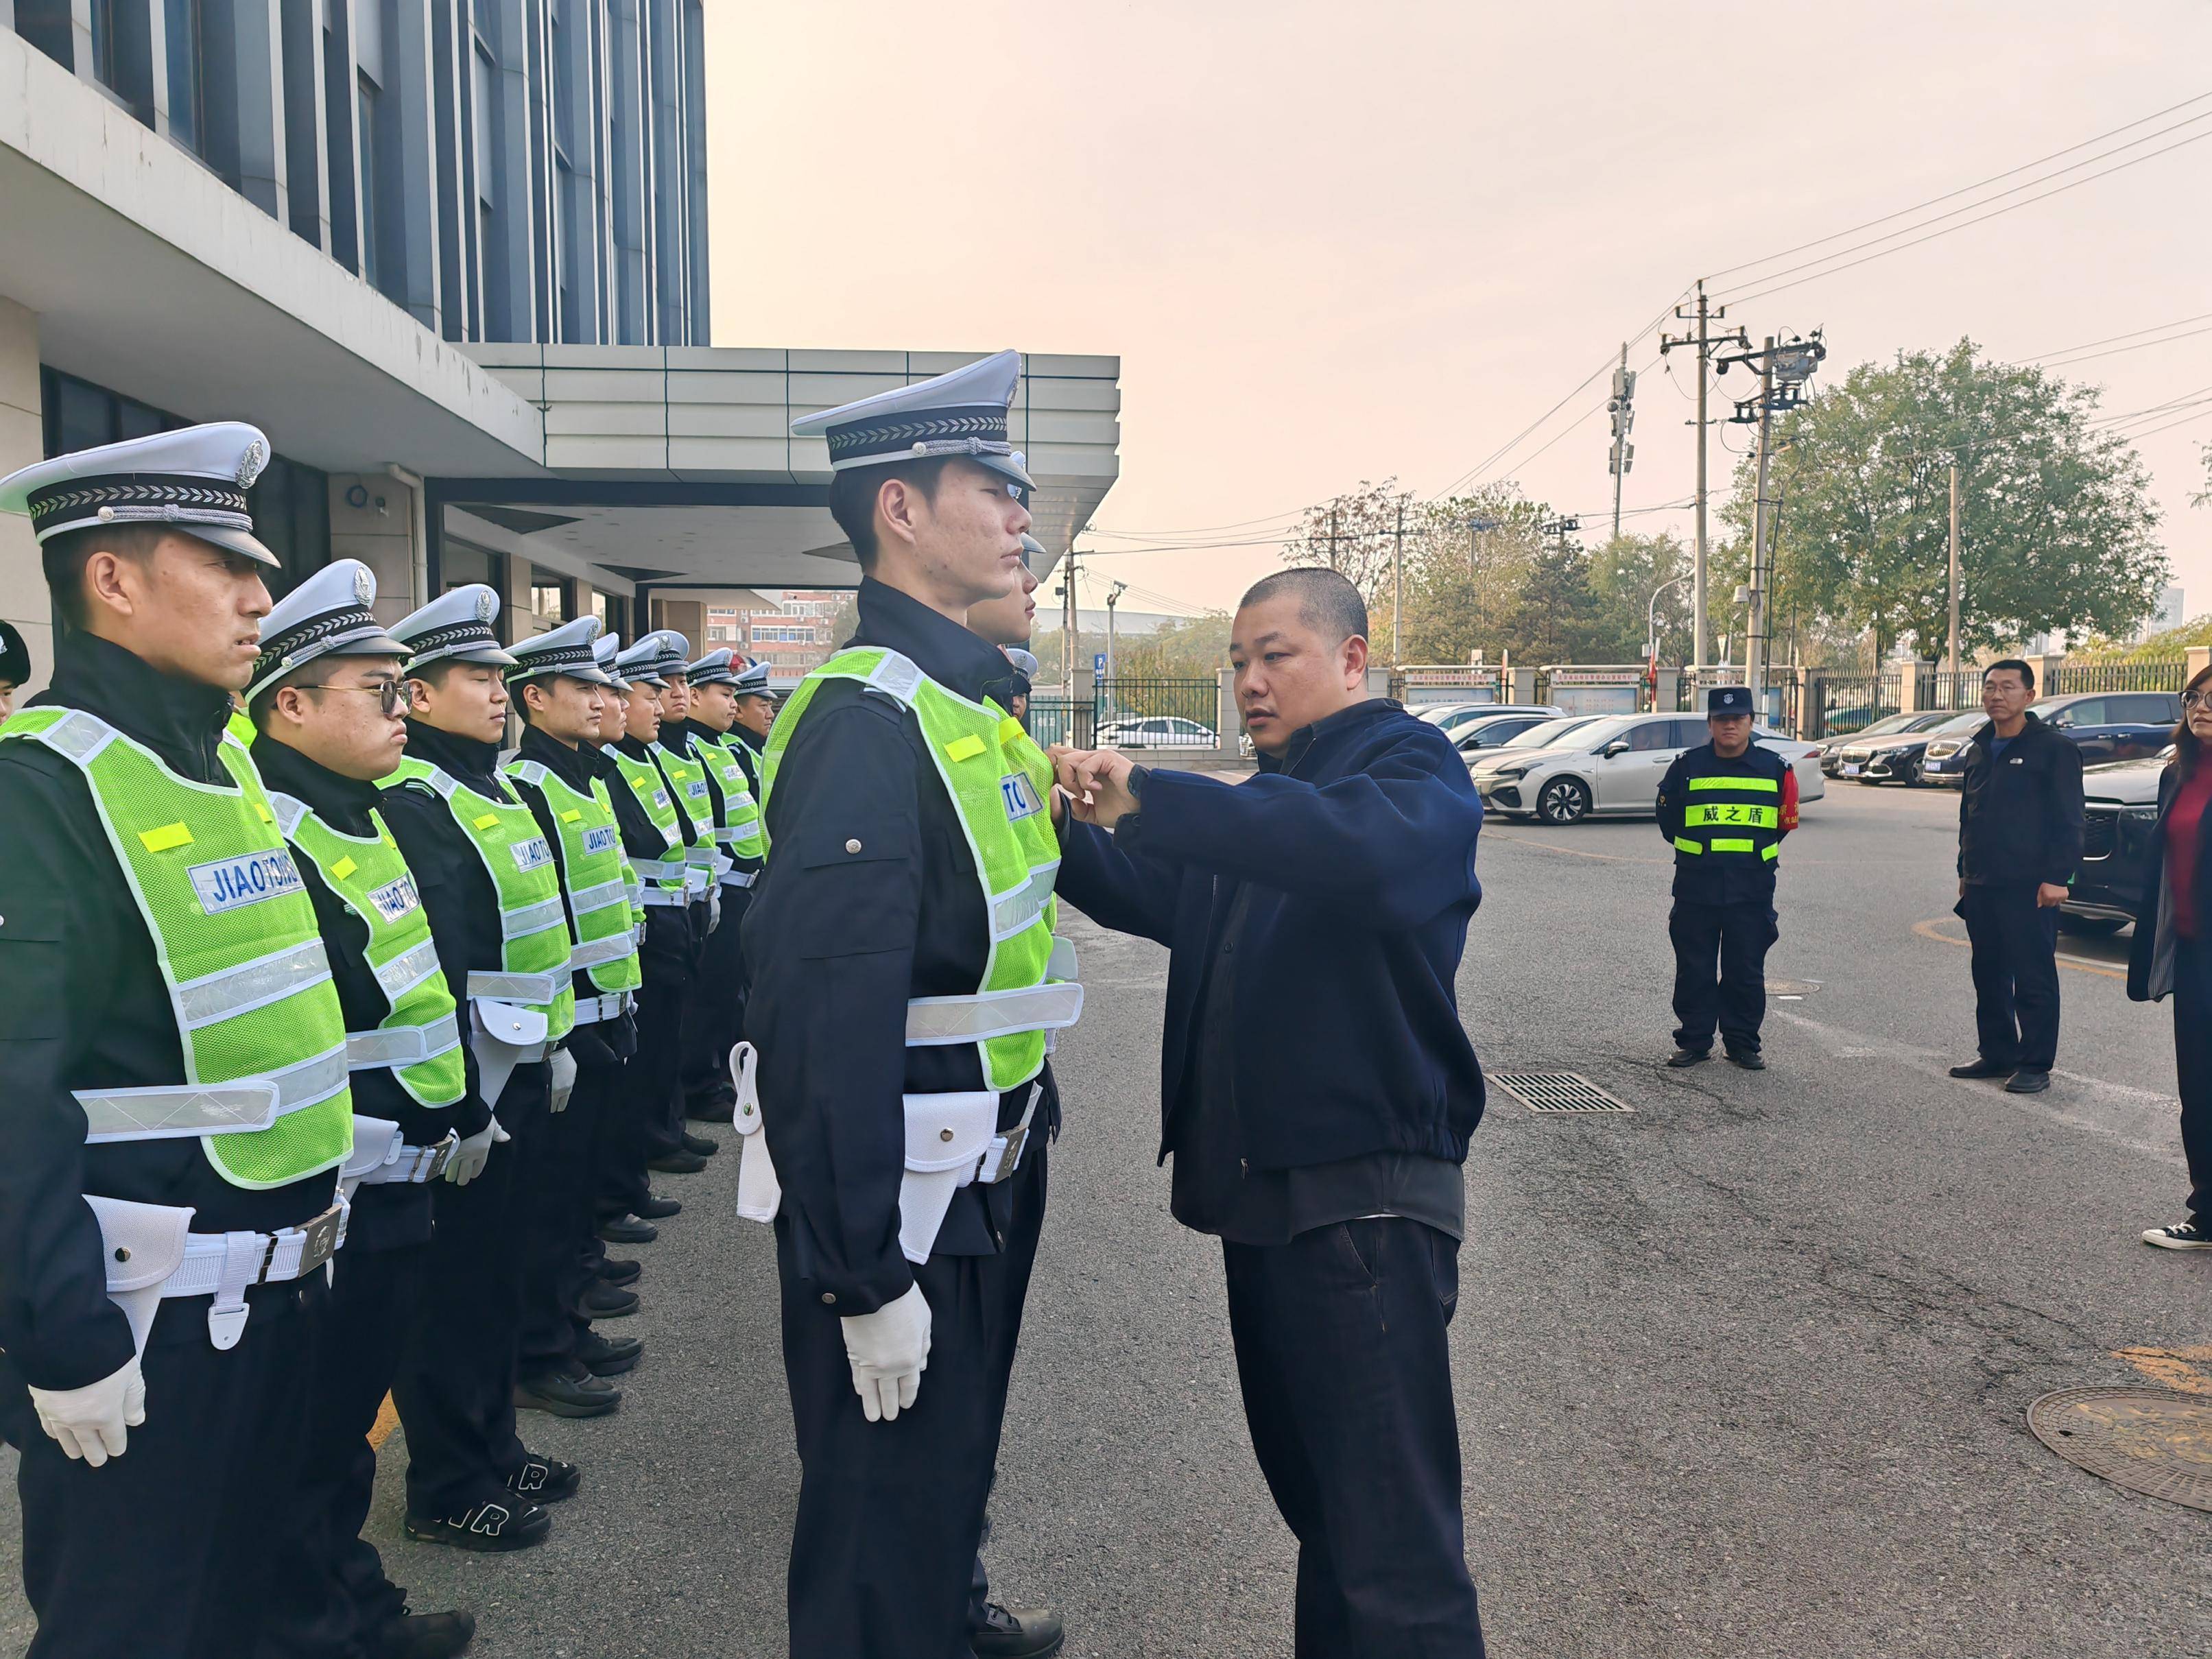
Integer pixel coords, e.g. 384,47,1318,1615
2027,322,2212,370
2014,309,2212,363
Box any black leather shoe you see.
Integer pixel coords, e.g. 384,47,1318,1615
680,1131,719,1157
1665,1048,1711,1068
597,1257,641,1287
2003,1067,2052,1094
579,1282,640,1319
402,1496,551,1552
514,1365,620,1418
686,1095,737,1124
1948,1057,2013,1079
634,1193,683,1220
1724,1049,1766,1071
506,1453,580,1503
576,1328,644,1377
969,1602,1065,1658
597,1213,658,1244
647,1149,709,1174
368,1607,477,1659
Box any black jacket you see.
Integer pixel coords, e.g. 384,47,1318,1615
588,736,694,979
741,580,1049,1315
1957,713,2085,886
1057,697,1488,1175
0,634,339,1389
1654,740,1795,905
510,724,637,1066
251,735,486,1249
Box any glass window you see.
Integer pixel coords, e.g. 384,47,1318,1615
1668,719,1707,748
2110,694,2179,725
165,0,202,156
357,75,383,293
472,47,497,203
2049,698,2106,728
531,580,573,621
1626,719,1675,752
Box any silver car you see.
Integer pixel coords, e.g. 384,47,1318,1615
1474,713,1827,824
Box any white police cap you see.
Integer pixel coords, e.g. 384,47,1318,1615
687,648,740,687
729,658,774,698
644,630,692,682
392,584,519,673
508,615,617,687
791,350,1034,494
594,632,630,691
613,634,667,688
1018,532,1064,582
0,420,278,566
246,559,409,700
1004,647,1040,684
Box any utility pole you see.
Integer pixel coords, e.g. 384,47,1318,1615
1947,461,1962,681
1661,281,1749,676
1392,501,1406,667
1606,344,1635,542
1105,581,1126,681
1059,545,1080,700
1746,338,1776,702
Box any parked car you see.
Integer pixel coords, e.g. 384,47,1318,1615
2060,750,2172,935
1473,712,1826,825
1097,715,1217,749
1920,691,2183,785
1464,715,1610,779
1833,710,1984,786
1809,711,1952,777
1414,702,1564,740
1451,711,1558,752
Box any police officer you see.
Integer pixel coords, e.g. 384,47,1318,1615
740,350,1082,1658
1655,686,1798,1070
381,586,576,1550
243,561,478,1659
673,647,766,1122
724,656,778,787
0,424,353,1658
503,617,646,1418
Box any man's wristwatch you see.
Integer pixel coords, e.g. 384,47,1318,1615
1128,765,1150,800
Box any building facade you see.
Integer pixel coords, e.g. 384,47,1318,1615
706,590,846,674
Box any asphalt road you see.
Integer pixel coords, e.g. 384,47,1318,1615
2,778,2205,1658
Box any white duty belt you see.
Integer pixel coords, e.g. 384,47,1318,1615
464,973,558,1103
340,1115,457,1201
344,1012,462,1072
571,991,630,1025
85,1193,347,1352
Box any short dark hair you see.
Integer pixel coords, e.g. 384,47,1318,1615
41,523,174,630
1237,566,1368,646
827,459,953,571
515,676,557,726
247,665,316,733
1984,658,2034,692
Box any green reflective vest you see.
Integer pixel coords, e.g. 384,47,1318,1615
505,758,643,995
385,755,577,1041
652,741,721,892
1671,770,1784,864
606,744,689,905
0,708,354,1189
267,791,468,1108
700,731,766,868
766,647,1062,1091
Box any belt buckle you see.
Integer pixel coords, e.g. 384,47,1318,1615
984,1122,1027,1183
420,1132,459,1182
291,1204,345,1278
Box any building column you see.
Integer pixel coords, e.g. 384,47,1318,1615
1215,667,1239,759
328,471,425,623
0,300,47,693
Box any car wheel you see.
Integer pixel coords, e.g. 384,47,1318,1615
2056,914,2126,938
1534,776,1591,825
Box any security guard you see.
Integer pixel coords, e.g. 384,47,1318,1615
502,617,645,1418
1655,686,1798,1069
0,423,353,1658
243,562,477,1659
674,647,766,1122
381,586,575,1551
740,350,1082,1658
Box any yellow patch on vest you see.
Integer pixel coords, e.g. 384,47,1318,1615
330,855,358,881
472,813,500,830
254,801,274,822
561,809,583,824
139,821,193,852
997,717,1025,744
944,733,988,763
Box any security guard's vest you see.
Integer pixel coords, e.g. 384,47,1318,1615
652,740,722,893
503,758,643,996
700,731,766,868
765,646,1068,1091
385,755,577,1042
0,709,354,1188
1671,752,1785,868
266,792,468,1108
606,744,690,906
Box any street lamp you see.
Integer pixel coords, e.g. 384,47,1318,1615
1646,573,1691,711
1105,582,1127,683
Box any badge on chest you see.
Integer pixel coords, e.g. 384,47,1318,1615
189,849,305,915
1000,772,1044,822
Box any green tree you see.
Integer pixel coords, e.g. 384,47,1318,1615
1722,339,2167,658
1509,538,1608,664
1586,532,1691,663
1114,614,1233,677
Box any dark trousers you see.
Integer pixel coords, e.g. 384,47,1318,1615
3,1289,318,1659
603,973,686,1217
394,1061,550,1514
255,1240,425,1659
967,1146,1048,1630
1669,899,1777,1055
684,888,750,1114
2169,938,2212,1219
1960,881,2061,1070
779,1152,1044,1659
1222,1220,1484,1659
520,1053,619,1375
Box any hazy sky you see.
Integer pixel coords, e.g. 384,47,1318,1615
706,1,2212,626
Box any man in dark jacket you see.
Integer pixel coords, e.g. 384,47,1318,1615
1948,659,2084,1095
1054,566,1488,1659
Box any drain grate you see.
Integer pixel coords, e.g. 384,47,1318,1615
1492,1071,1633,1115
2027,1386,2212,1512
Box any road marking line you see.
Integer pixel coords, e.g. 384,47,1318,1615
2115,1347,2212,1394
1486,834,1667,865
1911,916,2126,979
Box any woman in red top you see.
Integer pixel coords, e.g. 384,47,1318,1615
2124,663,2212,1249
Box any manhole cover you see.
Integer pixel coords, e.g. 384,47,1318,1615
1492,1072,1632,1114
1768,979,1822,999
2027,1386,2212,1512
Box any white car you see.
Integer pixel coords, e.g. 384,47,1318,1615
1473,711,1827,825
1096,715,1217,749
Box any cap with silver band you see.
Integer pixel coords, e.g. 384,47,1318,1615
246,559,411,700
791,350,1034,494
645,630,692,683
1019,532,1063,582
594,632,630,691
729,658,774,700
0,420,278,568
508,615,617,687
687,648,741,688
392,584,519,673
613,634,667,689
1003,647,1040,689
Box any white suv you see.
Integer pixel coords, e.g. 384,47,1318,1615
1473,713,1827,824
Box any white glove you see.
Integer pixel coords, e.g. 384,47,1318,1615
445,1115,510,1186
29,1356,145,1467
709,891,723,933
840,1283,932,1423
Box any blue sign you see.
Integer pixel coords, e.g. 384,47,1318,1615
1094,653,1107,676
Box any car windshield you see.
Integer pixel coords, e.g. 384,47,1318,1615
1500,715,1601,750
1929,711,1985,736
1846,713,1920,740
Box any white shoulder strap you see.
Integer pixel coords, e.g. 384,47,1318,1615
265,791,311,838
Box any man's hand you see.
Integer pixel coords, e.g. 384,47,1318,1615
1049,747,1141,829
2036,881,2069,909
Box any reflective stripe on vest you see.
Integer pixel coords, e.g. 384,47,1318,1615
267,792,468,1108
0,708,353,1188
606,746,688,898
383,756,575,1041
766,647,1073,1091
1671,758,1784,866
700,734,766,863
505,759,643,996
651,743,715,880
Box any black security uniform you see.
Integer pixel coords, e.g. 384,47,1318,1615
1956,712,2084,1072
248,735,488,1659
741,580,1054,1659
613,729,703,1179
1655,736,1794,1058
379,720,557,1529
0,634,333,1659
